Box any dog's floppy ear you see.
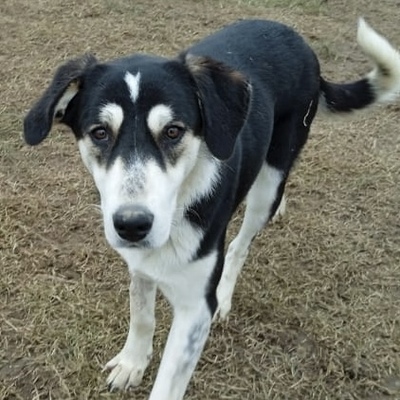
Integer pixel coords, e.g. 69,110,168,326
185,54,251,160
23,54,97,146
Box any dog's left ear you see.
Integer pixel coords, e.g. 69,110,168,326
23,54,97,146
185,54,251,160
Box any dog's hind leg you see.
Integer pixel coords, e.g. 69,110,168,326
105,275,156,390
271,193,286,223
216,163,285,320
216,100,316,321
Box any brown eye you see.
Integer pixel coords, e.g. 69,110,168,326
164,125,184,141
90,127,109,142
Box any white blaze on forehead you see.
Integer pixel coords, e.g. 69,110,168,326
147,104,174,135
99,103,124,133
124,71,141,103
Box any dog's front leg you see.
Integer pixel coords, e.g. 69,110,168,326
105,274,157,390
149,300,212,400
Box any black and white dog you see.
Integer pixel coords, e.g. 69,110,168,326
24,18,400,399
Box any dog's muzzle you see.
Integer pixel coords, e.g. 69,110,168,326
113,205,154,243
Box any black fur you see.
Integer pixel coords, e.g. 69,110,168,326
185,56,252,160
23,54,97,145
24,19,385,312
23,19,392,397
24,17,388,316
320,77,375,112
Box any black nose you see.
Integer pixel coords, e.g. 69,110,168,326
113,205,154,243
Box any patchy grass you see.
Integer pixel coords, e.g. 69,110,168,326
1,0,400,399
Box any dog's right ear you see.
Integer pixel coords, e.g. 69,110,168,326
23,54,97,146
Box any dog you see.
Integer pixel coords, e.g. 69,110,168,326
24,18,400,399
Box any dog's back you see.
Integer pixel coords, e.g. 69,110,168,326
185,20,320,114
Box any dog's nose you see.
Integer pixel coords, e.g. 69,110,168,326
113,205,154,243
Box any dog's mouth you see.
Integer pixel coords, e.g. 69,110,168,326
113,236,153,250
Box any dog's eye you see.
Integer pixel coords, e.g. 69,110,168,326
164,125,185,141
90,127,109,142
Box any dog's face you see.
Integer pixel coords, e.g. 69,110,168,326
71,56,205,249
24,53,251,250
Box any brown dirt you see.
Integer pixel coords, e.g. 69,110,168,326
1,0,400,399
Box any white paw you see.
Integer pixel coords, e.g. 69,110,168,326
216,297,231,321
104,350,151,391
215,280,233,321
271,194,286,223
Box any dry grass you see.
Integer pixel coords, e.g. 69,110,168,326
1,0,400,399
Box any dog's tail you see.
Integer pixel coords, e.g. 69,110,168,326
319,18,400,114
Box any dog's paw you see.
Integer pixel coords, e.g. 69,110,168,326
214,282,233,322
271,194,286,224
104,351,150,391
215,298,231,322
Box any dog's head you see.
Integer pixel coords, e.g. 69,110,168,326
24,53,251,250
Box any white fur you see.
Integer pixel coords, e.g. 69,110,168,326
84,125,219,251
357,18,400,102
83,115,222,398
125,72,141,103
103,196,212,397
99,103,124,133
216,163,283,320
99,156,196,249
177,142,220,210
147,104,174,135
106,246,217,399
148,252,216,400
319,19,400,114
105,275,156,390
150,300,211,400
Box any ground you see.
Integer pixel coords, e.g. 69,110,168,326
1,0,400,399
